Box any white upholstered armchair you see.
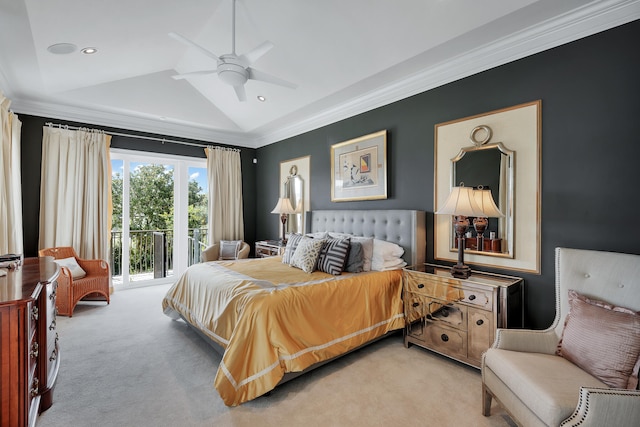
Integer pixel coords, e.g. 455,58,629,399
482,247,640,426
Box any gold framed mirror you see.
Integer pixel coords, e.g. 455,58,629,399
435,100,541,274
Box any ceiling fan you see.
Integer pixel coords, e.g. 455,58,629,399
169,0,297,102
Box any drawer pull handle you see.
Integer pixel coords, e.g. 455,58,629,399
441,334,449,342
468,294,476,301
417,283,424,289
412,302,420,308
49,320,57,331
476,319,484,326
30,342,39,359
30,378,40,397
50,348,58,362
49,290,56,300
31,306,39,321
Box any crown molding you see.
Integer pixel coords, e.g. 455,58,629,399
253,0,640,147
10,98,257,148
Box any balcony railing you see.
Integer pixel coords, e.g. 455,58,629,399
110,228,208,282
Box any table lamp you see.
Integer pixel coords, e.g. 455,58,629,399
271,197,296,244
435,186,485,279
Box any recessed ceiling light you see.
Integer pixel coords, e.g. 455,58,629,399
81,47,98,55
257,95,266,102
47,43,77,55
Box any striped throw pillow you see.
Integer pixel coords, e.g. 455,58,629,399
317,238,351,275
282,233,302,265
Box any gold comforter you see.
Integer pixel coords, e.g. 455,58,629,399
162,256,404,406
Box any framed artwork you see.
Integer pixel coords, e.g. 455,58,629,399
331,130,387,202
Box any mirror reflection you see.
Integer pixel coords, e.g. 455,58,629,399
284,166,304,235
451,143,514,257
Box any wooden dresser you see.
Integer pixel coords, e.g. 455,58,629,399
403,264,523,368
0,257,60,427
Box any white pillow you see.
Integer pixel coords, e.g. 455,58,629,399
54,257,87,279
305,231,329,239
372,257,407,271
371,239,405,271
373,239,404,260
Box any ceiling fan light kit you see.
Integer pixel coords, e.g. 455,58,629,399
170,0,296,102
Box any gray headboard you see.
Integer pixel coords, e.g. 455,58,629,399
305,210,426,266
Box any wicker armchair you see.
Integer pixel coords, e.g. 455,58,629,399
38,247,110,317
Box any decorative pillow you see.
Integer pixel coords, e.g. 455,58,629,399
282,233,302,264
54,256,87,279
556,289,640,389
344,241,364,273
317,238,350,275
219,240,242,260
348,236,374,272
290,237,325,273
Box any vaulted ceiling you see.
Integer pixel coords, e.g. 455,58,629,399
1,0,638,147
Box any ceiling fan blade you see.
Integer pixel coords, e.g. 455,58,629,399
247,67,297,89
239,41,274,65
169,32,220,63
171,70,217,80
233,85,247,102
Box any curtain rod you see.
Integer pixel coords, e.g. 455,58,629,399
44,122,240,151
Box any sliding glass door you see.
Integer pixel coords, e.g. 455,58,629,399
110,150,207,289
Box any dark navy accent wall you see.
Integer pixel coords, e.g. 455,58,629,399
19,114,257,259
256,20,640,329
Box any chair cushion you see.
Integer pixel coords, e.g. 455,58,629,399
219,240,242,260
556,289,640,389
54,256,87,279
484,349,606,426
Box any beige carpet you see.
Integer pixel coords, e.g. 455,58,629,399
37,283,516,427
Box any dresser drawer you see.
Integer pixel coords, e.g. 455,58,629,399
403,270,466,302
459,285,493,310
417,322,467,360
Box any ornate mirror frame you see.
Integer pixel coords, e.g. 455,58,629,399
434,100,541,274
279,156,311,237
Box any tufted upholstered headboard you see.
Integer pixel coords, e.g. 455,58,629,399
305,210,426,266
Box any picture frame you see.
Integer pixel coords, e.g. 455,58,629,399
331,130,387,202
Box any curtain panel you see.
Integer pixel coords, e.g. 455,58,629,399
39,127,112,261
0,92,23,255
205,146,244,245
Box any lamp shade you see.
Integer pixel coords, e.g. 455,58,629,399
435,186,485,217
473,189,504,218
271,197,296,214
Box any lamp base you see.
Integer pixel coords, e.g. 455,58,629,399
450,264,471,279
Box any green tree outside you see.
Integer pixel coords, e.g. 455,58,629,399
111,163,208,275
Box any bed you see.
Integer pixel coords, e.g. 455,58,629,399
162,209,426,406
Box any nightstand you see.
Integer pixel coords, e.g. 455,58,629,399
255,240,286,258
403,264,523,368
